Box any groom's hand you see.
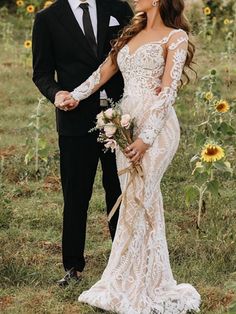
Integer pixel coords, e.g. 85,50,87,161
54,91,79,111
61,94,79,111
54,91,70,110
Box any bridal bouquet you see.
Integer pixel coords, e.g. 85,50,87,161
92,105,134,154
91,104,144,224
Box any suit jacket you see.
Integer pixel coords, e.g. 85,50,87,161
32,0,133,136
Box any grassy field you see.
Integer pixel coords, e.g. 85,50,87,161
0,8,236,314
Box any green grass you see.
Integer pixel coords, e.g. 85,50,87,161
0,12,236,314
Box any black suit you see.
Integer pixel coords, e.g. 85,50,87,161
32,0,133,272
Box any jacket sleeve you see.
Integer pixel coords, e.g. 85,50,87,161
32,13,61,104
138,31,189,146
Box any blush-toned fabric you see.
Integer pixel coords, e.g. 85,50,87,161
73,29,201,314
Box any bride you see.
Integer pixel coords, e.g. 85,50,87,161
62,0,201,313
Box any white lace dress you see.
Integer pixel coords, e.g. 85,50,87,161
71,29,201,314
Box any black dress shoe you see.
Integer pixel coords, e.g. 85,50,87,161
57,268,82,287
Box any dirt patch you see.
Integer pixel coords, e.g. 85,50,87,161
43,175,61,191
0,295,14,311
0,145,16,157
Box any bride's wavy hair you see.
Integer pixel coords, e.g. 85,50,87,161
110,0,196,85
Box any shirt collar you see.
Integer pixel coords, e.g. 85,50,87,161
68,0,96,10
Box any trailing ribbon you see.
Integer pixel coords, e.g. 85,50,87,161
107,163,144,222
108,163,154,255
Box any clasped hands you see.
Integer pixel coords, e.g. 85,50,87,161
54,91,79,111
54,91,151,163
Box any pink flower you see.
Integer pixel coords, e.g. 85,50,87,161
121,114,131,129
104,123,117,138
104,139,117,152
104,108,114,119
96,112,105,128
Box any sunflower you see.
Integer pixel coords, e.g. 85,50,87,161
26,4,35,13
205,91,213,101
24,40,32,49
44,1,53,8
16,0,24,6
201,144,225,163
215,100,230,113
204,7,211,16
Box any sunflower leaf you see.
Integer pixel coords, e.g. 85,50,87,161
185,186,199,206
206,180,219,197
213,161,232,173
194,171,208,184
190,155,199,163
218,122,235,135
195,133,206,147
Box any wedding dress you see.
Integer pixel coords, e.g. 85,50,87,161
71,29,201,314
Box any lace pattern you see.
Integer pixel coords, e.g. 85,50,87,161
138,87,176,146
76,28,201,313
137,34,188,146
70,66,101,101
168,36,188,51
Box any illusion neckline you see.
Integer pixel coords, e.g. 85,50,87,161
125,29,184,57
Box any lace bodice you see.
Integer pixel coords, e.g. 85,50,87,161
118,43,164,97
117,29,187,97
71,29,188,145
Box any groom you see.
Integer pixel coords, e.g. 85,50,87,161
32,0,133,286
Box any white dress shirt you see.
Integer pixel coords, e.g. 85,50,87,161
68,0,97,42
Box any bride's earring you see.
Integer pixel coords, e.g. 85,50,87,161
152,0,159,7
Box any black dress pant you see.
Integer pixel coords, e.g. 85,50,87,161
59,133,121,272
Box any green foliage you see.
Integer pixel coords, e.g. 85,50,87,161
0,3,235,314
186,66,235,230
202,0,236,24
24,97,51,177
15,0,53,14
187,0,236,48
0,10,14,52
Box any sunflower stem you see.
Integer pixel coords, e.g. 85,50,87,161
208,168,214,203
197,185,207,231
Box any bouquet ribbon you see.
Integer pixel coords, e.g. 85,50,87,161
108,163,154,254
107,163,144,222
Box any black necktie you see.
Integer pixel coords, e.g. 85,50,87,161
79,3,97,57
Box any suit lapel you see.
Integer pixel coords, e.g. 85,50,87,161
96,0,110,59
55,0,97,61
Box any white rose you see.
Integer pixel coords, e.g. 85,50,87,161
104,123,117,138
96,112,105,128
104,139,117,152
104,108,114,119
120,114,131,129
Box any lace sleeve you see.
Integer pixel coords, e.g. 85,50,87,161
70,56,118,101
138,31,189,146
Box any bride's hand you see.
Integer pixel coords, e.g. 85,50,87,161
125,138,149,163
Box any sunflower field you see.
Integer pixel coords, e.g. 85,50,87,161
0,0,236,313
